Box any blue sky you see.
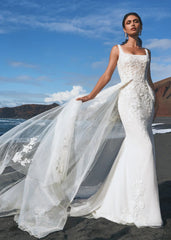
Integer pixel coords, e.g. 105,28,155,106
0,0,171,107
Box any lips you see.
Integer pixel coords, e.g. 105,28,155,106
131,28,136,31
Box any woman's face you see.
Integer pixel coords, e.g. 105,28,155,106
123,15,142,37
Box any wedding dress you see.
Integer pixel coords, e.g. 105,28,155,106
0,44,163,238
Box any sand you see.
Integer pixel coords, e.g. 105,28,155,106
0,117,170,240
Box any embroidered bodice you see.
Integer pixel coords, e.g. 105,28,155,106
117,44,149,84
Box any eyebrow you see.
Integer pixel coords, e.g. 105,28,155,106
126,18,139,22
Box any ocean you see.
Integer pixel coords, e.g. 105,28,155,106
0,118,171,136
0,118,25,136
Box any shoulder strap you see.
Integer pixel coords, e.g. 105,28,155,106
117,44,123,55
144,48,148,56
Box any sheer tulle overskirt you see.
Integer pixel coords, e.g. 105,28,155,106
0,81,131,238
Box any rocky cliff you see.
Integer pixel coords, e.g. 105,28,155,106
154,77,171,117
0,103,59,119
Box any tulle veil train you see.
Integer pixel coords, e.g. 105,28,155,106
0,80,132,238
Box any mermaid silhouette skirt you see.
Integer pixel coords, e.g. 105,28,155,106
70,81,163,228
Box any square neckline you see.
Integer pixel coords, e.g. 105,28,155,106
118,44,147,56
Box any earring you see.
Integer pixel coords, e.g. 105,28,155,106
125,32,128,39
139,30,142,36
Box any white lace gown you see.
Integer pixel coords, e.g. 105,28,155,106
70,45,163,227
0,44,163,238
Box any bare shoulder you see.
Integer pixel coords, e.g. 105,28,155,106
110,44,119,58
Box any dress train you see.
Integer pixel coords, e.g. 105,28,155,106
0,81,131,238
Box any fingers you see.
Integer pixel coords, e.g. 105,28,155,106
76,95,90,102
76,97,84,101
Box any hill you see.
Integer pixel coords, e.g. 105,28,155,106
154,77,171,117
0,103,59,119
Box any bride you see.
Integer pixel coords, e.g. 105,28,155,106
0,12,163,238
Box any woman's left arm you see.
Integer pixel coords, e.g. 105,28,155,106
147,49,159,120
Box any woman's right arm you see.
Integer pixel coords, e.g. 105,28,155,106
76,45,119,102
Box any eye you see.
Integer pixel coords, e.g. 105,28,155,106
126,20,131,24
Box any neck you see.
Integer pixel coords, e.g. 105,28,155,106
126,35,140,47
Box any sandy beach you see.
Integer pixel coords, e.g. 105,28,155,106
0,117,170,240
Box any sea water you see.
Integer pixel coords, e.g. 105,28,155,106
0,118,171,136
0,118,25,136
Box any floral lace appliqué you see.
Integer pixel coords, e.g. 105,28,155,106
55,136,70,181
12,137,37,166
121,179,146,223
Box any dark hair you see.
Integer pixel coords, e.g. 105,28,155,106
121,12,143,47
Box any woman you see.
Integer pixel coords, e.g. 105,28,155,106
0,12,163,238
76,13,159,117
72,11,162,225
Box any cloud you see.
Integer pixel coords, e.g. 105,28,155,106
0,0,40,9
0,0,170,41
91,59,108,69
0,1,170,41
0,101,20,108
142,8,171,20
0,3,124,38
152,56,171,63
9,61,38,69
104,41,116,46
61,69,120,90
0,90,46,98
151,62,171,80
45,85,87,104
145,39,171,50
0,29,6,34
61,72,100,88
0,90,48,107
0,75,51,84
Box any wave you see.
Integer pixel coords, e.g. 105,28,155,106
152,122,171,135
0,118,25,124
152,129,171,135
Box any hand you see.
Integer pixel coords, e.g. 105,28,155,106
76,94,93,102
